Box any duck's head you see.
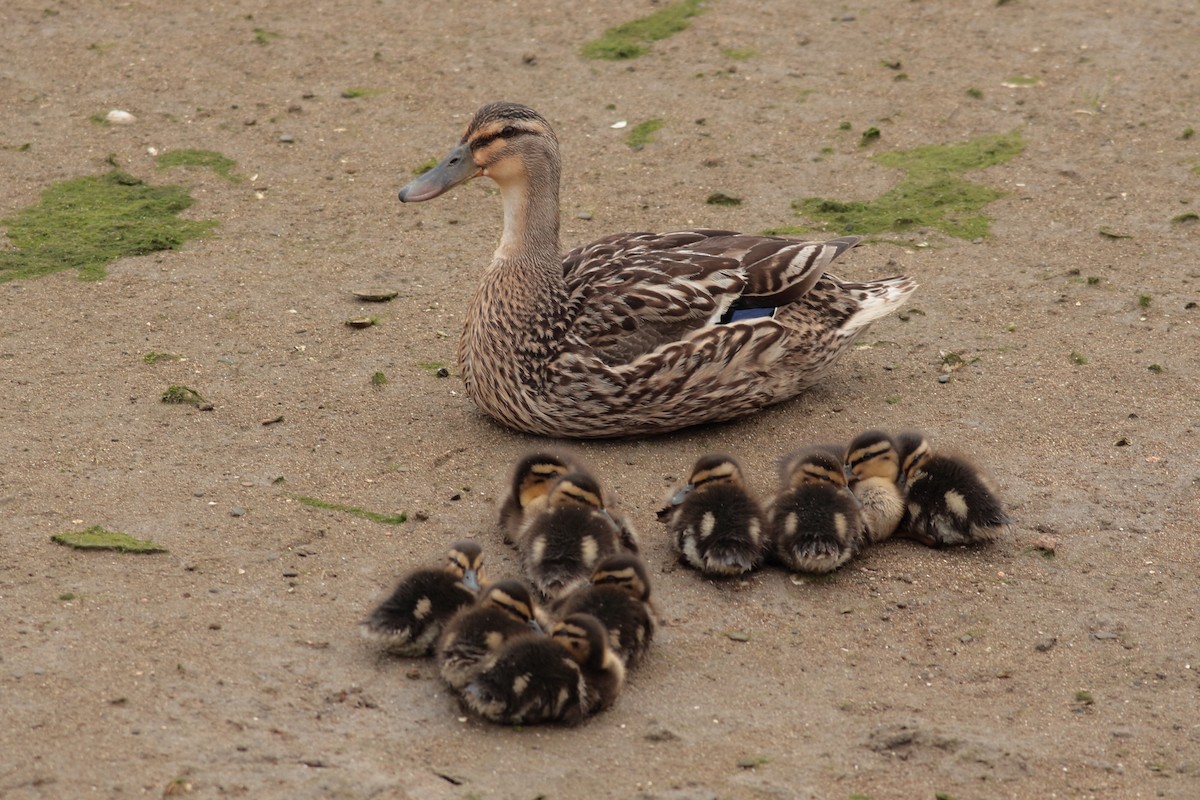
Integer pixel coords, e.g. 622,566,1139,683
780,448,848,491
844,430,900,485
478,579,542,632
688,453,746,492
546,471,605,512
511,450,574,510
552,613,614,672
445,540,486,592
894,430,932,487
399,102,557,203
589,554,652,602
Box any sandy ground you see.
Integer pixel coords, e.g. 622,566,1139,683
2,0,1199,798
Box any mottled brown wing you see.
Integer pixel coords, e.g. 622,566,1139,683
558,231,858,365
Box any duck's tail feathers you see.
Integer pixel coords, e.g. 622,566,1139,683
841,275,918,334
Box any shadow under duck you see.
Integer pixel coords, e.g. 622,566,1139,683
399,102,916,438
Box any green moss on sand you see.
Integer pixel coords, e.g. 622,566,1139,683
295,495,407,525
52,525,166,554
627,119,665,149
157,149,240,182
581,0,706,60
0,170,215,283
794,130,1024,238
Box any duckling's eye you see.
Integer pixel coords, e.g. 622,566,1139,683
500,126,517,138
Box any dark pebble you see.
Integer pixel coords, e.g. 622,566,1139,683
436,367,449,378
283,570,299,578
230,507,246,517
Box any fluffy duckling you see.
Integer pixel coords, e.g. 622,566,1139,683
499,450,640,551
844,430,905,544
767,448,864,573
895,431,1011,546
437,579,543,690
551,554,656,668
461,613,624,725
517,471,624,599
360,541,485,655
658,454,767,576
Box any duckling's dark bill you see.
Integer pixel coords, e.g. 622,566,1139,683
399,143,479,202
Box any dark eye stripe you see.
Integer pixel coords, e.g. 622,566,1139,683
471,126,527,150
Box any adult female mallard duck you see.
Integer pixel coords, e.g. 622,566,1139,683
398,101,916,438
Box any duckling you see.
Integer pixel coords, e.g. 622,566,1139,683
551,554,656,668
894,431,1011,546
767,448,864,573
460,612,624,725
658,454,767,576
360,541,485,656
437,579,542,690
517,471,623,599
498,450,639,551
844,430,905,544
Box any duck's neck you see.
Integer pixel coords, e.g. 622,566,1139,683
493,151,561,270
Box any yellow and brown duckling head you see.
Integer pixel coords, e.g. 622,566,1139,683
444,539,486,593
546,470,606,511
844,431,905,544
498,450,578,542
589,553,653,603
844,430,901,485
553,612,626,713
779,447,851,491
475,579,541,630
399,102,557,204
894,430,933,488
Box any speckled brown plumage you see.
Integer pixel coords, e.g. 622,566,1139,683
399,102,916,438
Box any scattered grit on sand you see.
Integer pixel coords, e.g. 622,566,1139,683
1,1,1198,798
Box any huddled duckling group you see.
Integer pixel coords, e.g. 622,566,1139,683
361,432,1006,724
660,429,1010,577
361,452,653,725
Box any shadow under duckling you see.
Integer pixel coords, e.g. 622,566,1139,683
658,454,767,576
767,447,864,573
460,612,624,725
550,553,656,668
360,540,485,656
516,471,625,599
895,430,1011,547
844,430,905,544
499,450,639,552
437,579,543,691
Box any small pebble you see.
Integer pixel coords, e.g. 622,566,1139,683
576,210,593,220
230,507,246,517
960,634,973,643
106,109,136,125
435,367,450,378
282,570,299,578
279,133,296,144
938,374,951,383
1092,631,1119,640
1034,636,1057,652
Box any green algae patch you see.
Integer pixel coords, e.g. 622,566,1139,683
157,149,240,182
295,495,407,525
627,118,665,149
161,384,205,405
581,0,706,60
794,130,1024,239
52,525,166,554
0,170,216,283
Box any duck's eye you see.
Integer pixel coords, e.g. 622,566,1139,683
500,126,517,138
